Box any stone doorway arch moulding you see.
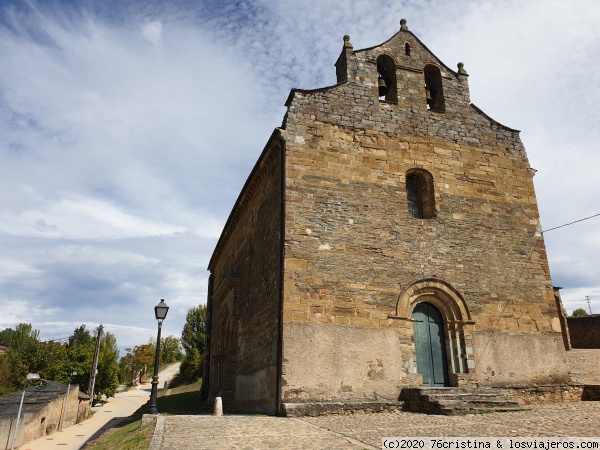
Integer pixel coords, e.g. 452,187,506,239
391,278,476,384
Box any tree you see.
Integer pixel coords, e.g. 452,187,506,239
134,343,156,375
37,341,69,383
572,308,588,317
176,305,207,385
0,323,70,393
181,305,206,355
67,325,96,393
95,332,120,398
161,335,183,364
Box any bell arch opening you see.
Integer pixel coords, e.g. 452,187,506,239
424,64,445,112
377,54,397,103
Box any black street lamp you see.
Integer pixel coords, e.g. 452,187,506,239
148,299,169,414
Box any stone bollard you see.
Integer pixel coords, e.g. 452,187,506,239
214,397,223,416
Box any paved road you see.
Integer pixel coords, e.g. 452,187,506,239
150,401,600,450
21,363,181,450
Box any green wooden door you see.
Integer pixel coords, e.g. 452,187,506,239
412,302,449,387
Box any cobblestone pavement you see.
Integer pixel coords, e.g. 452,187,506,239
152,402,600,450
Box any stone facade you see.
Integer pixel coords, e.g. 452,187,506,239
567,315,600,348
203,20,571,415
204,133,283,413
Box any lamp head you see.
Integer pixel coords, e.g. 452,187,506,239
154,299,169,321
26,373,40,381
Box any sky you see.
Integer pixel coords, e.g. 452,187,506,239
1,0,599,355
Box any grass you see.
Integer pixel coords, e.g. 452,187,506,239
83,381,206,449
157,381,204,415
83,417,154,450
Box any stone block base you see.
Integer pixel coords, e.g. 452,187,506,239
141,414,158,427
281,401,403,417
497,383,584,404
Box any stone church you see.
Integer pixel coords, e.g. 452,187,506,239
200,19,571,415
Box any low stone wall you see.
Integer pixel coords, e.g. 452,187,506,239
281,401,403,417
567,315,600,349
498,384,584,405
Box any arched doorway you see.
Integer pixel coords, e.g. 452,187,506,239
412,302,449,386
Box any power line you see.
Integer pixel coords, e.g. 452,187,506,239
468,211,600,383
543,213,600,233
40,325,101,344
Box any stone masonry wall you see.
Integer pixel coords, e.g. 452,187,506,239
279,23,567,403
6,386,80,450
567,315,600,349
208,135,283,414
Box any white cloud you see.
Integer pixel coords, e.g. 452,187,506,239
0,0,598,354
141,21,162,46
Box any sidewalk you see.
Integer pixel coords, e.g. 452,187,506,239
20,363,180,450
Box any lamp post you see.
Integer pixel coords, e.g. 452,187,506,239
59,371,77,431
148,299,169,414
11,373,40,450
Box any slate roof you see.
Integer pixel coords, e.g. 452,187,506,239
0,381,85,418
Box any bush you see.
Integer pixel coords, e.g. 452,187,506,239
170,350,203,388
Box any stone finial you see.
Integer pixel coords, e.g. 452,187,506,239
400,19,408,31
457,62,468,75
343,35,353,48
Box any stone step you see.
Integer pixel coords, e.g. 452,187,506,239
423,392,512,400
399,386,522,415
437,405,523,415
282,401,404,417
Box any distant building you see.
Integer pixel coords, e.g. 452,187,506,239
0,381,88,448
201,19,571,415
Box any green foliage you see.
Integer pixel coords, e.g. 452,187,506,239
181,305,206,356
174,304,207,388
161,335,183,364
0,323,48,393
118,342,155,385
171,349,203,387
37,341,69,383
156,380,203,414
118,335,181,386
571,308,588,317
96,332,120,398
68,325,96,393
0,323,121,397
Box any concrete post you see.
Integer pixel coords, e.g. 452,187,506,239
214,397,223,416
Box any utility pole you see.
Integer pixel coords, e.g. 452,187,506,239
88,325,103,405
585,296,592,315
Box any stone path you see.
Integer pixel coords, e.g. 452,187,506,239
151,401,600,450
567,349,600,384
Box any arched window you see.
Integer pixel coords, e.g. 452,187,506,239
406,169,436,219
406,175,422,218
377,54,397,103
405,43,411,56
424,64,445,112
